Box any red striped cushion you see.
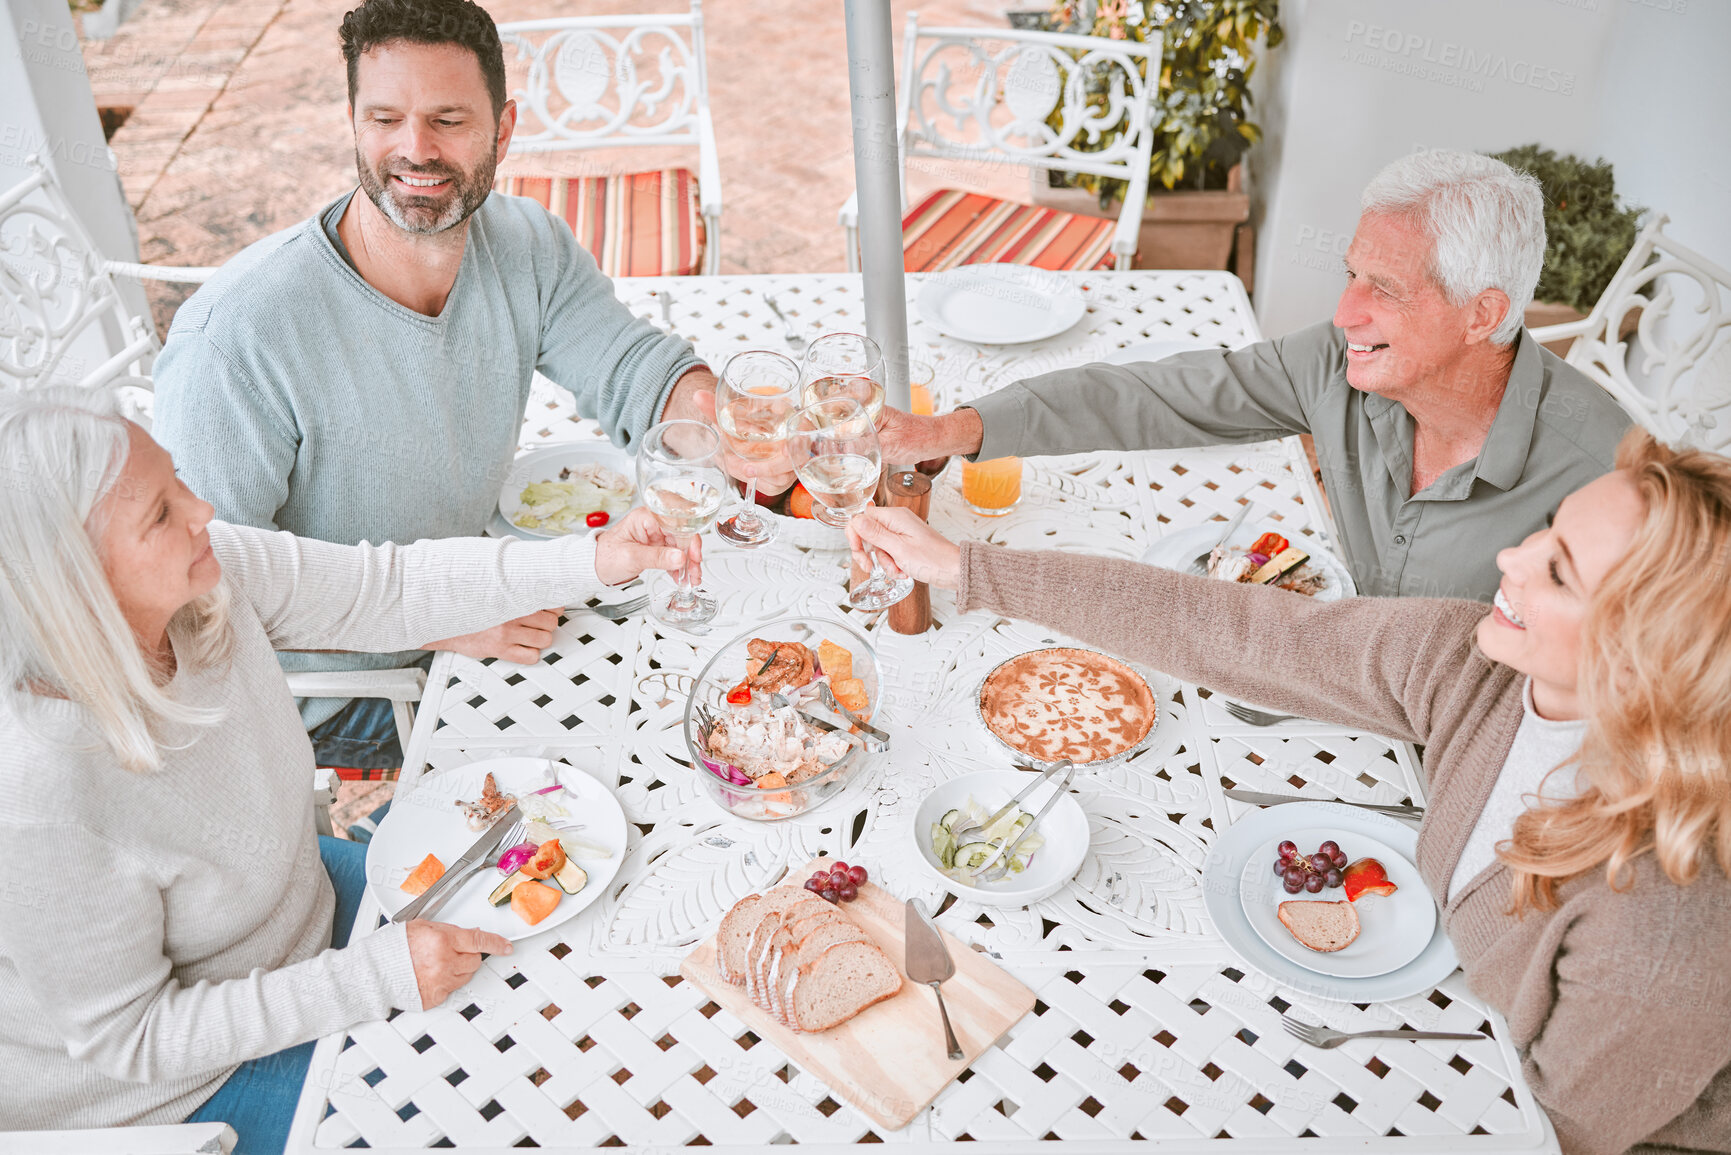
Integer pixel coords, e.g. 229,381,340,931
496,169,706,277
901,189,1116,273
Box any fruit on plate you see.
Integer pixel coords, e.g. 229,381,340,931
785,481,816,520
1277,899,1361,952
400,853,445,896
511,879,562,925
520,838,567,880
1274,838,1350,894
1342,857,1399,901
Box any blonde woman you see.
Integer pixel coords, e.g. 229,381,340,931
0,389,694,1151
849,429,1731,1155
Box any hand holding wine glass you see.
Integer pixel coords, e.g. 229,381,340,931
800,332,885,428
784,398,912,612
636,420,727,629
714,349,802,549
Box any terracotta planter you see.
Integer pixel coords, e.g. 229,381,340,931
1031,163,1251,272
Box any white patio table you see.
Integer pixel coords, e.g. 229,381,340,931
285,271,1558,1153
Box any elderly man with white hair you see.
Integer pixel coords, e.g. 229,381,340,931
879,150,1632,602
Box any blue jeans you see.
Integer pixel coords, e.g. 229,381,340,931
184,836,369,1155
305,654,433,771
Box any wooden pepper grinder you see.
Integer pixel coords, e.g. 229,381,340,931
882,469,933,634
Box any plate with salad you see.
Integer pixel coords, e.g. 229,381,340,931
365,756,627,942
1141,519,1356,602
909,770,1088,906
498,444,637,539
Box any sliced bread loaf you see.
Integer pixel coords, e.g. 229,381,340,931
768,918,868,1023
785,940,903,1032
717,886,805,984
1277,899,1361,952
745,896,832,1003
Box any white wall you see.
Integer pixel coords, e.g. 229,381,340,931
1247,0,1728,339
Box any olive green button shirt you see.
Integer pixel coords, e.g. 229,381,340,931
967,321,1632,602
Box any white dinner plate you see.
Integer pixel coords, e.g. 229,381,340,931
497,443,638,540
1202,801,1457,1002
1141,518,1356,602
366,757,627,943
915,264,1087,345
1238,827,1435,978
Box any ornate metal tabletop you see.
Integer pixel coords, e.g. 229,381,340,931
287,272,1555,1152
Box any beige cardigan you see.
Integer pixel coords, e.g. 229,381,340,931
960,542,1731,1155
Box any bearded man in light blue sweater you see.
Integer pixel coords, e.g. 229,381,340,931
153,0,751,773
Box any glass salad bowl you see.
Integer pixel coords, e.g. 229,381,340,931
681,616,884,821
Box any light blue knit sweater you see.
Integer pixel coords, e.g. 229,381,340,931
152,191,702,726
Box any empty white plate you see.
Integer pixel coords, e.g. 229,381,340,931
916,265,1087,345
1238,827,1435,979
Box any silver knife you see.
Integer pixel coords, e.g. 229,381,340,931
1223,789,1424,818
393,802,521,924
904,899,964,1061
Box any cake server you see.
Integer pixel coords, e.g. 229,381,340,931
904,898,964,1061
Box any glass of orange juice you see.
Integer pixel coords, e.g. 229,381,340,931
961,455,1023,516
908,357,936,416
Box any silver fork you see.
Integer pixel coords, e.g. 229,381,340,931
1223,700,1299,726
1188,504,1253,575
582,594,651,620
1281,1015,1484,1049
763,292,806,353
417,818,527,921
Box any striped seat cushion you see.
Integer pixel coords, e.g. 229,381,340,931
902,189,1116,273
496,169,706,277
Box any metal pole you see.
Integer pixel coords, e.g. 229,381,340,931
843,0,911,438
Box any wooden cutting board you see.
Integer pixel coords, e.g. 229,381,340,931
680,857,1036,1130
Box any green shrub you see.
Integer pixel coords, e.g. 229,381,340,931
1488,144,1643,313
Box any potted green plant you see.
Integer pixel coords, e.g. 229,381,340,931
1027,0,1282,276
1487,145,1644,352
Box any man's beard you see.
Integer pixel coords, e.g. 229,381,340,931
355,145,496,236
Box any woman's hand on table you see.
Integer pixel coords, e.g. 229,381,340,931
423,610,561,664
848,507,963,589
405,920,513,1008
594,506,699,587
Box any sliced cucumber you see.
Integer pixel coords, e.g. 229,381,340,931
488,868,532,906
953,841,999,870
939,808,962,833
553,858,588,896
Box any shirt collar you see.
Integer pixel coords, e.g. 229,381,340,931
1471,329,1545,492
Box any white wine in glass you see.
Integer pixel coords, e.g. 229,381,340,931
802,374,885,426
636,420,726,629
714,349,802,548
800,332,884,427
785,398,913,612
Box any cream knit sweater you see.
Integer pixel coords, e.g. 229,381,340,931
960,542,1731,1155
0,523,609,1129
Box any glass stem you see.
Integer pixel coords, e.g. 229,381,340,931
670,534,696,610
864,544,889,584
738,479,761,530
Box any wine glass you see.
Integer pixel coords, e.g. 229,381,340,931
636,420,727,629
800,332,885,426
714,349,802,549
784,398,913,612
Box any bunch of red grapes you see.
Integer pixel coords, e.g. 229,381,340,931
804,860,869,903
1274,839,1348,894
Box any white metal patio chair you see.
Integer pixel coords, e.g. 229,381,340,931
493,0,722,276
0,157,422,815
1528,213,1731,453
840,15,1161,274
0,1121,236,1154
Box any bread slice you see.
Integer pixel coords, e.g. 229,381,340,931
745,896,831,1003
717,886,805,984
1277,900,1361,952
771,920,871,1024
785,940,903,1032
754,903,850,1012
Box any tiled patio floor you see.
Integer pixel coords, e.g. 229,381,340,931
81,0,1033,336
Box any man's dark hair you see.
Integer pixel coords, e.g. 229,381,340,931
339,0,507,120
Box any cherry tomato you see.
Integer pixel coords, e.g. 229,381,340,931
1250,532,1288,557
585,511,610,528
725,680,751,706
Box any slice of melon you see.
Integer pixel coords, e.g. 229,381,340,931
400,853,445,896
511,880,562,926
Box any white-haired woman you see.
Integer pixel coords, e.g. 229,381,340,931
0,389,696,1151
847,426,1731,1155
871,147,1631,603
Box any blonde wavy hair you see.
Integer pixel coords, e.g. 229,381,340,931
1502,427,1731,910
0,388,232,772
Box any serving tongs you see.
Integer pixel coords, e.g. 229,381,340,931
957,759,1075,882
765,691,871,760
